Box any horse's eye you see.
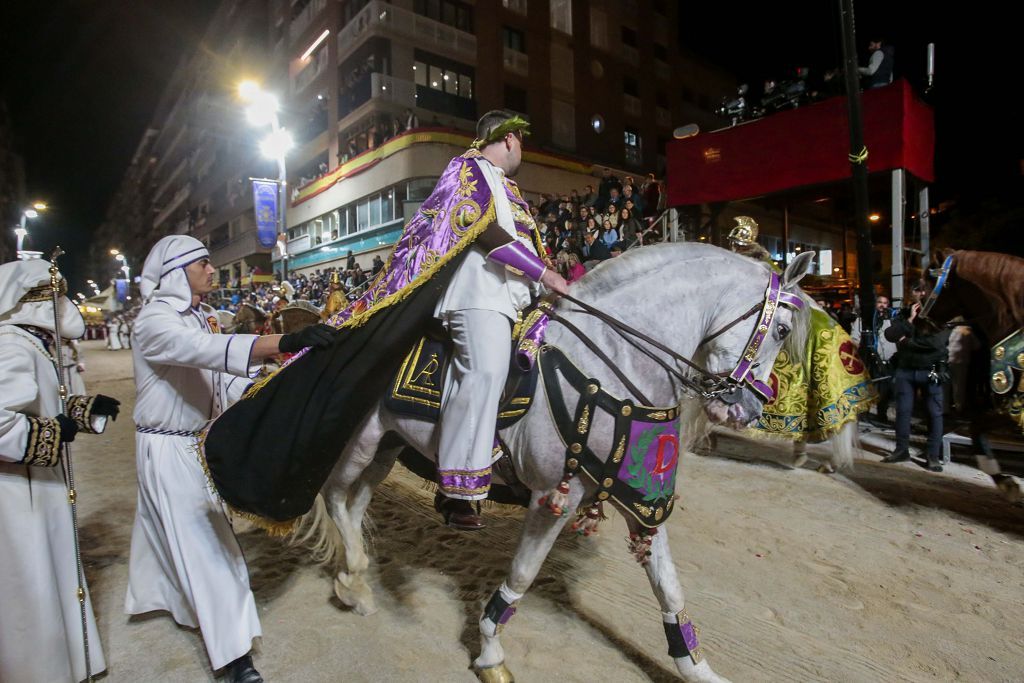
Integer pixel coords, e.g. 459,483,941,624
777,323,791,339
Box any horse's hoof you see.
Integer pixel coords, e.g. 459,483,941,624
474,662,514,683
334,573,378,616
817,463,835,474
790,453,808,469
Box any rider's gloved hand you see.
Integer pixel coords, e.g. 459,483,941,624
279,324,340,353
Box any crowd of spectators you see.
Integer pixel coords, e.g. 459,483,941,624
215,168,665,311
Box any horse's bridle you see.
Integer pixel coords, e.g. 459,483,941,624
551,271,804,405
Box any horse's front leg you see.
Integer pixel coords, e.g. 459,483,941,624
632,518,731,683
973,427,1023,503
473,484,583,681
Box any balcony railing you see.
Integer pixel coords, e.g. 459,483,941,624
153,183,192,230
337,1,477,65
503,47,529,76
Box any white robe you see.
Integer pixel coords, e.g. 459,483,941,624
107,321,122,350
0,325,108,682
433,159,543,498
125,301,260,670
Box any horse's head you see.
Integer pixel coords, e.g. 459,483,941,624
701,251,814,428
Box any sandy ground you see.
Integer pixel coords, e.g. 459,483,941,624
72,341,1024,682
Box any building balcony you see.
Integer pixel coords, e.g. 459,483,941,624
503,47,528,76
289,0,327,43
339,72,474,123
210,230,272,266
153,183,192,230
655,60,672,81
336,1,477,66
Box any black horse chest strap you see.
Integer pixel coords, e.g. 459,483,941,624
539,344,682,528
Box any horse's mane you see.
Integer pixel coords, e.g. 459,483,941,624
953,250,1024,335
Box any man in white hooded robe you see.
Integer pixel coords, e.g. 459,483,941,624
125,235,338,683
0,258,121,682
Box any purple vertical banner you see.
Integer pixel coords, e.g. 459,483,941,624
252,179,280,248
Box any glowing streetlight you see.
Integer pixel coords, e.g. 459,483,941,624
110,248,120,256
260,129,295,161
238,79,291,279
868,213,881,222
14,201,47,259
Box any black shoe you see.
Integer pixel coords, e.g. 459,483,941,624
881,450,911,464
434,492,485,531
224,654,263,683
926,462,943,473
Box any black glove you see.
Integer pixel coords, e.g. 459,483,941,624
55,414,79,444
92,394,121,421
279,323,340,354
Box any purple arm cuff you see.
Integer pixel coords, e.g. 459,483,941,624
487,240,547,282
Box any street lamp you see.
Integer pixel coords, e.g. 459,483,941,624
14,201,47,259
239,80,293,280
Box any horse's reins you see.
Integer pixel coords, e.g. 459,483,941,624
546,272,803,405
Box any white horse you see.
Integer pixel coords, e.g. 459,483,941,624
296,244,814,682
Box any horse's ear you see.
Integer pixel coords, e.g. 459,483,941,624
782,251,816,289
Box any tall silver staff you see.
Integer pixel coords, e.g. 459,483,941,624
49,247,93,681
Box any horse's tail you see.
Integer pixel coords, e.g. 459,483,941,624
286,493,345,572
828,420,859,471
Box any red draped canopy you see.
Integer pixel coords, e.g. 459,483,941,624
666,80,935,205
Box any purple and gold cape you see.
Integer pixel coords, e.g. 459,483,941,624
202,150,544,530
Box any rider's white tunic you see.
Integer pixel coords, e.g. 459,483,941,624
0,325,108,682
125,301,260,669
434,158,541,499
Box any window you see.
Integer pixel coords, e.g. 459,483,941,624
503,27,526,53
653,43,669,62
550,43,574,93
415,0,473,32
590,8,607,49
624,126,642,165
550,0,572,35
504,85,527,115
406,178,436,201
413,61,427,87
429,65,443,90
551,99,575,151
412,50,477,119
621,27,638,48
502,0,527,14
623,76,639,97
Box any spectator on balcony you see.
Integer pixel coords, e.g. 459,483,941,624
371,254,385,275
404,108,419,131
601,219,619,248
580,184,599,208
583,229,611,262
603,203,619,230
619,207,643,244
621,184,644,215
641,173,662,218
606,186,623,211
597,168,622,211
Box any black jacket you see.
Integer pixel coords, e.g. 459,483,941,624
884,315,951,370
584,239,611,261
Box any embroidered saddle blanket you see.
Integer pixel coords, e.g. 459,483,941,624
383,304,684,528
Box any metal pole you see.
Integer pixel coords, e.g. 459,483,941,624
837,0,877,354
890,169,904,308
272,113,289,282
919,185,931,271
669,208,678,243
782,204,790,268
48,248,93,682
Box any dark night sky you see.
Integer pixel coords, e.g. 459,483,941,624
2,2,1019,290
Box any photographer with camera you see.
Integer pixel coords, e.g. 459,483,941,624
881,281,952,472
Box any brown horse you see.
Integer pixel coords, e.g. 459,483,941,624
924,250,1024,502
